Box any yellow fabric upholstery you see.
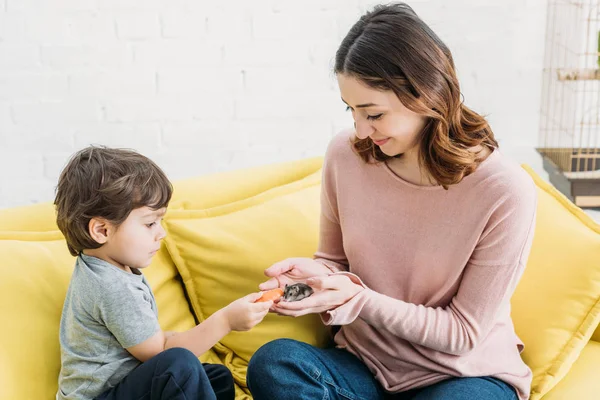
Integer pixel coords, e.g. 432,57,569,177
170,157,323,210
0,232,74,400
163,174,331,395
0,157,323,232
0,233,197,400
592,325,600,343
511,166,600,399
0,202,59,232
542,341,600,399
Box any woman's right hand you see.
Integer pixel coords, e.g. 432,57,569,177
259,257,332,291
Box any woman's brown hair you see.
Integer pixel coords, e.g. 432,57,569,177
54,146,172,256
335,3,498,188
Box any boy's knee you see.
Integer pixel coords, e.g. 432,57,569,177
204,362,234,386
161,348,202,374
209,364,233,379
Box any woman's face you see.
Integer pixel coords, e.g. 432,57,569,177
337,73,427,157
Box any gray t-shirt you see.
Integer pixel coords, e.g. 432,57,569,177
56,254,161,400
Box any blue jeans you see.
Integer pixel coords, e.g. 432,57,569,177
247,339,518,400
95,348,235,400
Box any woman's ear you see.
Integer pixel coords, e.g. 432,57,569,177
88,217,110,244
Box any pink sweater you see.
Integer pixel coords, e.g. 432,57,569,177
314,131,537,400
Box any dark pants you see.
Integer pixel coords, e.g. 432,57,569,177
96,348,235,400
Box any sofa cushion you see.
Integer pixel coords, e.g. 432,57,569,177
511,166,600,399
0,231,197,400
593,325,600,342
170,156,323,210
163,172,331,394
0,232,73,400
0,202,60,232
541,340,600,399
0,157,323,231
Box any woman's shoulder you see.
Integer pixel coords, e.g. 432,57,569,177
325,129,356,160
469,149,538,210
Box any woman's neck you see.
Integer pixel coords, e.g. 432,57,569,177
387,147,437,186
386,145,492,187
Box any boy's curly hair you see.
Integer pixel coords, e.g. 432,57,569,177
54,146,172,256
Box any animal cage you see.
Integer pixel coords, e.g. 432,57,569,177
538,0,600,207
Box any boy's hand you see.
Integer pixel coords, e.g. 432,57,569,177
223,293,272,331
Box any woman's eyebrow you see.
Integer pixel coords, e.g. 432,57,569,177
341,98,379,108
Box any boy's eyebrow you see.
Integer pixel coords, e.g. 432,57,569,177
142,209,166,218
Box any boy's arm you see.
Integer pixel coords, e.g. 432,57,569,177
126,309,230,362
126,292,270,362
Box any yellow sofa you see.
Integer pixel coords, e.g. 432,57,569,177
1,157,599,400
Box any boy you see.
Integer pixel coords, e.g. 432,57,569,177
55,146,272,400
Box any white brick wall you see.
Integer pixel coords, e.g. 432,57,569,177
0,0,547,208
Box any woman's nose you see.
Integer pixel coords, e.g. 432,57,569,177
354,118,374,140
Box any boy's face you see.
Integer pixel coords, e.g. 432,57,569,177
103,206,167,271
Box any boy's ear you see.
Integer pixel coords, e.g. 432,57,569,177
88,217,110,244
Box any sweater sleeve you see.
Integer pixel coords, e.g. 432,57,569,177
322,178,538,356
313,137,349,274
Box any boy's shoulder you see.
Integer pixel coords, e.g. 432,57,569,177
66,255,157,336
69,255,150,308
72,255,119,288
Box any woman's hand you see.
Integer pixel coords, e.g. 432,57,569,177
259,257,332,291
272,274,364,317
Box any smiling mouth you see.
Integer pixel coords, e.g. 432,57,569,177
372,138,390,146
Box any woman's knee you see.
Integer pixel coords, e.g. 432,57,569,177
249,339,306,367
247,339,312,382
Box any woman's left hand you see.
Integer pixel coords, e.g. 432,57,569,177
272,274,364,317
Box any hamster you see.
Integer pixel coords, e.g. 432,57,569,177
282,283,314,302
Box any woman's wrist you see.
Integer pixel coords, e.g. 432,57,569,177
313,259,340,274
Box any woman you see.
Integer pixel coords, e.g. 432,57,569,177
247,3,536,400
